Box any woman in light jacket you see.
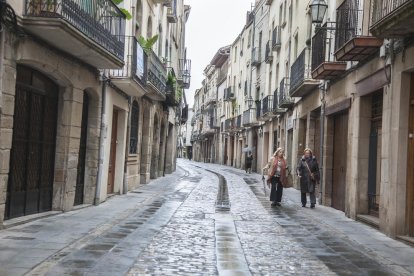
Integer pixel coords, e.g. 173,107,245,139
297,148,320,208
266,148,288,207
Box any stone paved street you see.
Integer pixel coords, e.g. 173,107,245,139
0,159,413,275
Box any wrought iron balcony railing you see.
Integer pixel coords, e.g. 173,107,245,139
251,47,262,66
371,0,410,27
278,78,294,108
290,48,313,95
272,26,281,50
108,36,146,83
224,87,234,101
265,40,273,63
178,58,191,89
243,108,257,126
335,0,363,52
261,95,274,116
147,50,167,95
24,0,125,60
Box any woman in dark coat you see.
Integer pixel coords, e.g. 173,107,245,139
245,152,253,173
297,148,320,208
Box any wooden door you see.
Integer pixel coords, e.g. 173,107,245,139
6,66,58,219
107,109,118,194
332,112,348,212
407,74,414,236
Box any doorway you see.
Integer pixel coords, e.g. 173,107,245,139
107,109,118,194
368,92,383,217
5,66,58,219
74,93,89,205
332,112,348,212
407,74,414,236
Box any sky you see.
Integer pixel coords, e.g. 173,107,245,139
184,0,254,107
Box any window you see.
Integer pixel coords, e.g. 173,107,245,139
247,29,252,48
135,0,142,38
147,16,152,39
158,24,163,57
234,46,238,62
130,101,139,154
294,34,298,59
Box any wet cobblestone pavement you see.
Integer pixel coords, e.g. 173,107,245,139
1,159,413,275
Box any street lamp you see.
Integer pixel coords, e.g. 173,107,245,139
309,0,328,24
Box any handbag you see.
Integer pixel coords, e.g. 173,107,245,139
304,160,315,181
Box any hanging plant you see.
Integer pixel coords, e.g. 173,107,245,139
138,35,159,55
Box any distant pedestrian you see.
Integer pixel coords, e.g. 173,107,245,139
297,148,320,208
266,148,288,207
245,152,253,173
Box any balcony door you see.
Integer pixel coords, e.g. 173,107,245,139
407,74,414,236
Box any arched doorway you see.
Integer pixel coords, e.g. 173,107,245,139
5,65,58,219
74,92,89,205
150,113,159,179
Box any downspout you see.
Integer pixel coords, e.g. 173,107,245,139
0,28,5,114
319,83,326,205
123,96,132,194
94,75,108,205
163,109,169,177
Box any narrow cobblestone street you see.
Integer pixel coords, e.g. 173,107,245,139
0,159,413,276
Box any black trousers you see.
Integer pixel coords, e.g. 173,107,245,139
270,176,283,203
301,192,316,205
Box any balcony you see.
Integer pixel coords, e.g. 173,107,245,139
311,23,346,80
181,105,188,124
146,50,167,101
278,78,294,108
272,26,281,51
243,108,258,127
224,118,235,132
167,0,178,23
289,48,319,98
334,0,383,61
178,59,191,89
251,47,262,67
204,95,217,107
23,0,125,69
259,95,274,120
224,87,235,101
235,115,242,130
217,62,229,84
165,69,179,106
370,0,414,38
107,36,147,98
265,0,273,5
265,41,273,64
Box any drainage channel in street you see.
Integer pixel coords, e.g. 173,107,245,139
194,166,251,275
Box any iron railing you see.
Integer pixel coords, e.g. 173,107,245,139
224,118,233,132
252,47,262,66
261,95,274,115
278,78,294,106
335,0,363,52
371,0,411,26
108,36,146,83
272,26,281,50
243,108,257,126
217,62,229,84
279,78,290,104
290,48,312,94
265,40,273,63
178,58,191,89
25,0,125,60
224,87,234,101
312,22,336,72
148,50,167,94
236,115,242,128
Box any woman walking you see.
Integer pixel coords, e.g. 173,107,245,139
267,148,288,207
245,152,253,173
297,148,320,208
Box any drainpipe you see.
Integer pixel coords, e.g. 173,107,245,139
319,82,326,205
0,28,5,114
94,74,108,205
163,109,169,177
123,96,132,194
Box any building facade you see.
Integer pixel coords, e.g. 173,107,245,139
192,0,414,242
0,0,190,226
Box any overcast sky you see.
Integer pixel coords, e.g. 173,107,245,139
184,0,254,107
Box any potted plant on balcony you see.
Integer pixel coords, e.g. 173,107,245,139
138,35,159,55
31,0,56,16
166,72,176,95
